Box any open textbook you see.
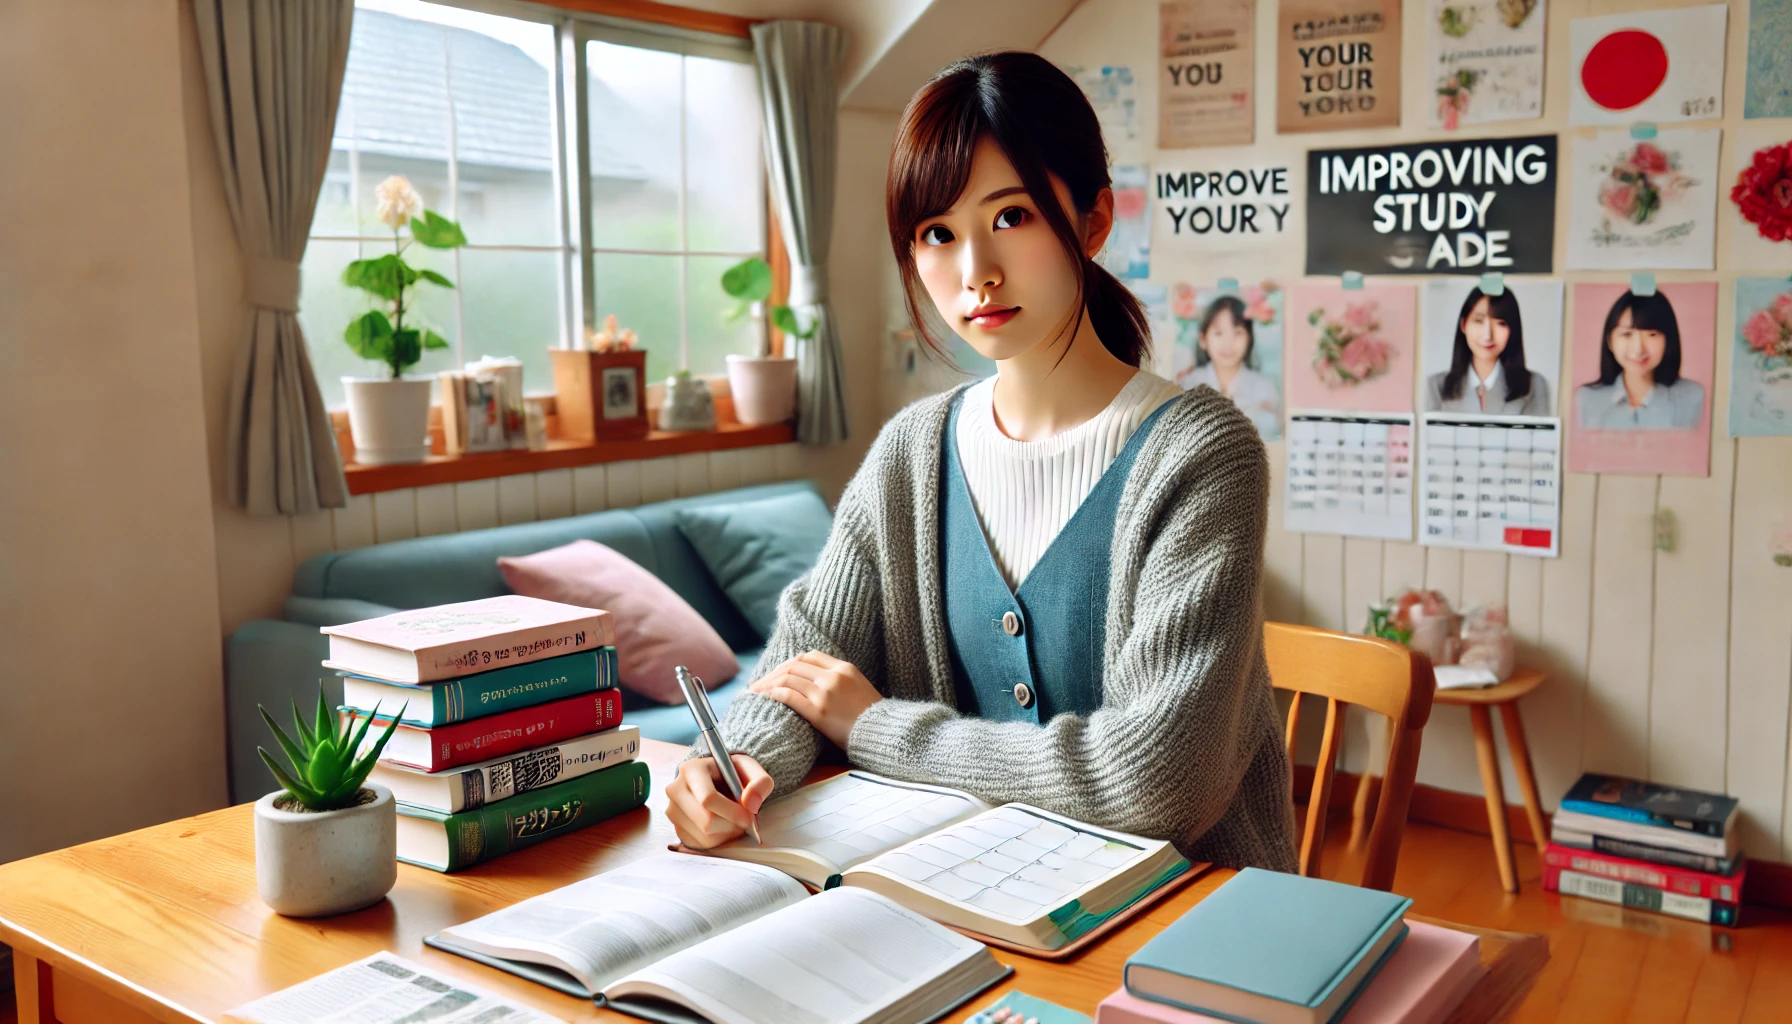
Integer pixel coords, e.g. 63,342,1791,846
701,771,1192,950
429,854,1009,1024
223,952,564,1024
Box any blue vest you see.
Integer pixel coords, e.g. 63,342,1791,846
940,390,1173,723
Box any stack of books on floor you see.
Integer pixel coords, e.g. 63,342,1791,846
1098,869,1485,1024
1545,772,1744,927
322,595,647,872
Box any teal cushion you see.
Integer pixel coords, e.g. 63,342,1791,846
674,491,832,640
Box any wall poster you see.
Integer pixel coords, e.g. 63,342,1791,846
1567,281,1717,476
1305,135,1557,275
1568,5,1727,126
1745,0,1792,118
1565,128,1720,271
1155,162,1295,253
1067,65,1140,146
1098,164,1152,279
1159,0,1255,147
1286,281,1417,413
1277,0,1402,134
1420,278,1562,416
1731,277,1792,436
1425,0,1546,129
1169,281,1285,439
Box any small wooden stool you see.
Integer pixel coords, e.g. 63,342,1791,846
1353,667,1550,894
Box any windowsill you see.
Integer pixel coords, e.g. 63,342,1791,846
335,385,794,496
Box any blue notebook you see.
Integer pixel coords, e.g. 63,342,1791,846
1123,868,1412,1024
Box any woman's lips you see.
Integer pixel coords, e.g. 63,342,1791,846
967,306,1019,328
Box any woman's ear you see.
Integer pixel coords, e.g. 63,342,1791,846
1081,188,1115,258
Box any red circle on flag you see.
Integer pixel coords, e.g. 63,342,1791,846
1580,30,1669,111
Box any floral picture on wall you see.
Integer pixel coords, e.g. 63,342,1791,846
1169,282,1285,438
1732,278,1792,436
1426,0,1546,129
1286,282,1417,413
1566,128,1720,270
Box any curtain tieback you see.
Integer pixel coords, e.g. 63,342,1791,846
790,264,829,307
246,254,302,312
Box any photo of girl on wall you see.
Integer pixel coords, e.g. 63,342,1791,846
1567,281,1716,476
1171,283,1284,439
1420,280,1560,416
1574,291,1705,431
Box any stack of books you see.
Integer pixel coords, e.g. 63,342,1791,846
1098,869,1484,1024
1545,772,1744,926
323,595,649,872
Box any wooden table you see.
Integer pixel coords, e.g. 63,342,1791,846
0,740,1546,1024
1438,667,1552,895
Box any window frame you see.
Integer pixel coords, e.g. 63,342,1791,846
309,0,782,407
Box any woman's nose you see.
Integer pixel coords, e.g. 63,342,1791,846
961,237,1001,292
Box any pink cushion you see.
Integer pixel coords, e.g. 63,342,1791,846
497,540,736,704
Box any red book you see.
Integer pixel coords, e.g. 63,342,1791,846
344,690,622,773
1543,843,1745,902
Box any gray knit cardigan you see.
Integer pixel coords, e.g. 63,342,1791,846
700,382,1299,872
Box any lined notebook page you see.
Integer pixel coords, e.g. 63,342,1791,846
751,773,989,870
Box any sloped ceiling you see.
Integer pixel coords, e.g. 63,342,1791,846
673,0,1083,111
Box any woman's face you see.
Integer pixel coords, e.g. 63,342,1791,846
1608,307,1667,376
911,136,1110,363
1461,297,1510,362
1201,309,1251,371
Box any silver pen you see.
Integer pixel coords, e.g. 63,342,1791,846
675,665,761,845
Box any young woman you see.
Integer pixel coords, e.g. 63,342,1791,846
1181,294,1283,437
1424,287,1550,415
664,52,1297,872
1574,291,1704,430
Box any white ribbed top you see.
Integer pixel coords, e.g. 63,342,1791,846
955,370,1184,589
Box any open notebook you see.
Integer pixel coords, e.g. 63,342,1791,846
427,854,1009,1024
701,771,1192,951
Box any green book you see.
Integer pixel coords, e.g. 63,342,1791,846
396,759,650,872
340,647,618,727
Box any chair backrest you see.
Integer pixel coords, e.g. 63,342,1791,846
1264,621,1436,891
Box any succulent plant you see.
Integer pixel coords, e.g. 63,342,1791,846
259,690,405,811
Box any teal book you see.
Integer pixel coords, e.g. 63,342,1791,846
395,759,650,872
339,647,618,727
1124,867,1412,1024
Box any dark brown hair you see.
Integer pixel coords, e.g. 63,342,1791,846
885,51,1150,369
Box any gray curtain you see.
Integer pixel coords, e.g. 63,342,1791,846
195,0,351,514
752,21,848,446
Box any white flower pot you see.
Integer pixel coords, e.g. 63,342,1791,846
342,376,433,465
254,784,397,918
726,355,798,426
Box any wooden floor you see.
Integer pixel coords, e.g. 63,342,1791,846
2,821,1786,1024
1312,816,1792,1024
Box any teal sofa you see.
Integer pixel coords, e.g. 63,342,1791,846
224,480,823,805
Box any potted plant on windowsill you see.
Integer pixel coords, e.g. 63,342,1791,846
253,690,404,917
339,175,467,465
720,256,812,425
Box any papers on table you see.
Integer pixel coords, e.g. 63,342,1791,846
221,952,565,1024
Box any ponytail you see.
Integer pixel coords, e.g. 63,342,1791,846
1081,257,1151,369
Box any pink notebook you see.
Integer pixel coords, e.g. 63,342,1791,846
1096,920,1484,1024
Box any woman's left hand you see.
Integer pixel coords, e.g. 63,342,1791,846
748,651,882,748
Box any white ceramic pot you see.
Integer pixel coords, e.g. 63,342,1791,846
726,355,798,426
342,376,432,465
254,784,397,918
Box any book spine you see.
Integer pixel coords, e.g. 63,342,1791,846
1543,844,1744,902
1545,866,1739,926
441,760,651,871
454,725,640,812
417,612,616,681
357,690,623,772
1560,798,1724,838
1571,832,1741,875
435,647,616,725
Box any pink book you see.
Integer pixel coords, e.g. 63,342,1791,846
1096,921,1483,1024
321,595,615,683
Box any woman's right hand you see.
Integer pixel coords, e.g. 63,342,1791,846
664,754,773,849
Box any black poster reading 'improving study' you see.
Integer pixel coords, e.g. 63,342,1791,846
1304,135,1557,276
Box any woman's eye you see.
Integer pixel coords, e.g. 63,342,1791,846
995,207,1027,229
919,225,953,246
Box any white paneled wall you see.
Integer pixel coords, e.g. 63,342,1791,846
316,445,809,549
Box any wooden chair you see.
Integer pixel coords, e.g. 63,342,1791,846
1264,621,1437,892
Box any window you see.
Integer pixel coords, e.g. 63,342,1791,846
299,0,765,408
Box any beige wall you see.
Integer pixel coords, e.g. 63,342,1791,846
0,0,229,861
1041,0,1792,861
